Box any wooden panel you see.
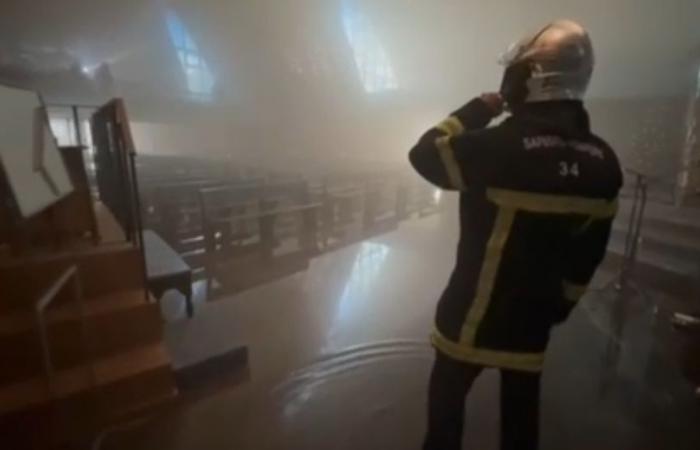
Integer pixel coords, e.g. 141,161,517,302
206,204,321,294
0,245,144,310
0,342,172,416
0,366,176,448
58,146,99,242
91,99,137,239
0,297,161,386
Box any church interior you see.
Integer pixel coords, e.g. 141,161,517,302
1,1,699,449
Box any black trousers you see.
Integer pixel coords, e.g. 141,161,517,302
423,351,541,450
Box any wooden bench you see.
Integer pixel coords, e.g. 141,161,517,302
201,202,321,295
143,230,193,318
362,177,401,234
142,180,264,278
401,178,443,217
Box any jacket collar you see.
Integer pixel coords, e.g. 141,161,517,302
512,100,591,137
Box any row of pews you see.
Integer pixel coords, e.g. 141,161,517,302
136,155,442,297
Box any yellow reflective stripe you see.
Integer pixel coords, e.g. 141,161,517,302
487,188,618,217
434,116,466,190
432,328,544,372
435,136,466,190
563,281,587,302
436,116,465,136
459,207,516,344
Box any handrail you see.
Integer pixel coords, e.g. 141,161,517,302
34,266,92,396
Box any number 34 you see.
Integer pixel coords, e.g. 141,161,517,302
559,162,580,177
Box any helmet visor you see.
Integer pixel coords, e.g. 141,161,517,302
498,35,534,66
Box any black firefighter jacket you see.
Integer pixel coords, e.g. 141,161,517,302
409,98,623,372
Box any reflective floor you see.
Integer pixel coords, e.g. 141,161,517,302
104,207,700,450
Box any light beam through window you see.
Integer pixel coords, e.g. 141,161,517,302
341,2,398,93
166,12,215,100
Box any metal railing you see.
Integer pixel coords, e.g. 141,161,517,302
34,266,95,397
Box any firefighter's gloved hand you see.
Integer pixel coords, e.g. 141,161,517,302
479,92,505,117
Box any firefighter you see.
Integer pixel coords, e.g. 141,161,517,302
410,20,623,450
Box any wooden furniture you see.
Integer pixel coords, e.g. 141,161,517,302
402,178,443,218
319,181,364,249
0,183,98,256
56,146,100,243
1,111,178,445
90,99,139,241
200,190,321,295
150,180,224,247
144,230,193,318
0,86,73,219
362,177,401,235
316,171,404,248
119,153,446,300
1,145,107,258
0,243,177,447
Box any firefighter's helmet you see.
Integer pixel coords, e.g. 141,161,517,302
499,20,594,106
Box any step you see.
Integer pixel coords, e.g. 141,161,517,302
0,289,153,335
616,202,700,242
0,245,145,309
611,224,700,262
635,216,700,244
604,240,699,298
0,343,174,417
0,361,177,448
0,290,162,386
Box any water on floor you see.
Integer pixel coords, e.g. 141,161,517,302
103,209,700,450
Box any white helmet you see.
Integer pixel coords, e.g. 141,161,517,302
499,20,595,105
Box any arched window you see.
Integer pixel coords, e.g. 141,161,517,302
166,12,215,100
341,2,398,93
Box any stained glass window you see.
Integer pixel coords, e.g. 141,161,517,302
166,12,215,100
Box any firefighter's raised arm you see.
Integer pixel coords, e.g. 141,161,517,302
408,94,503,190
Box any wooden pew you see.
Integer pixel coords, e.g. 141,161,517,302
315,170,404,248
401,178,443,218
261,178,310,208
143,230,194,318
141,173,283,284
200,194,321,296
362,175,402,235
317,173,366,249
136,154,234,184
143,180,236,279
198,183,264,287
137,161,435,294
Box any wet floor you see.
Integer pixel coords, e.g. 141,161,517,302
104,207,700,450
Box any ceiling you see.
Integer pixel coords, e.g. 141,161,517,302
0,0,697,103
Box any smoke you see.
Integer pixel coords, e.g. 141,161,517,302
1,0,698,176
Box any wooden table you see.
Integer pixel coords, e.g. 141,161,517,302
143,230,193,318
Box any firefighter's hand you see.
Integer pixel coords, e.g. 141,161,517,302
480,92,505,117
